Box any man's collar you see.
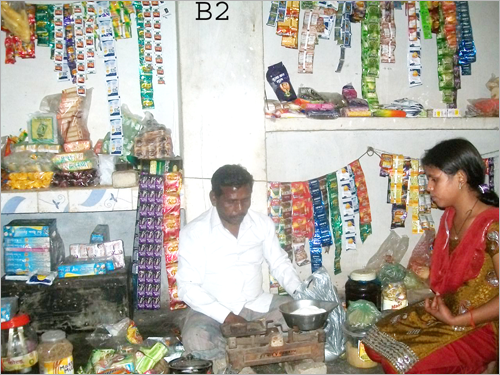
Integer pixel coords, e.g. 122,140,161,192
209,206,256,231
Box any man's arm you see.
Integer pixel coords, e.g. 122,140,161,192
262,217,302,295
177,229,232,324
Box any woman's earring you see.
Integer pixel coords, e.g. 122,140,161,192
459,182,462,190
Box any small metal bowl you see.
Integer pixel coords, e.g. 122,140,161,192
279,299,338,331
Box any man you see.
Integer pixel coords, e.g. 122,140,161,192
177,164,302,371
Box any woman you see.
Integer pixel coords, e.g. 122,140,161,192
364,138,499,374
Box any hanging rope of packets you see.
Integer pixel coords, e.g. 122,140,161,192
376,146,498,233
267,149,375,278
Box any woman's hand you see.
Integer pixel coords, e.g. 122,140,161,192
424,294,459,326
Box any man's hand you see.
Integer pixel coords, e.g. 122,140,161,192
224,312,247,325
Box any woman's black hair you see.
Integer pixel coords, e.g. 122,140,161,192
211,164,254,197
422,138,499,207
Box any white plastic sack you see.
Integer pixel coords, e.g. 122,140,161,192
293,267,346,361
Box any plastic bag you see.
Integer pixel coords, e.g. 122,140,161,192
293,267,345,361
466,98,499,117
407,229,434,281
404,269,429,290
2,151,54,172
364,230,409,273
121,104,143,157
86,318,143,349
56,87,93,143
346,300,381,329
1,2,31,43
377,263,407,286
133,112,173,159
98,154,115,186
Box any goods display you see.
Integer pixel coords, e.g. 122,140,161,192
0,2,498,373
3,219,65,276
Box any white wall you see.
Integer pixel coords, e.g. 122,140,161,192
0,1,180,155
263,1,499,111
176,1,268,221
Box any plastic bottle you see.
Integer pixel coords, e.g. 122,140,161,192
1,314,38,374
37,330,74,374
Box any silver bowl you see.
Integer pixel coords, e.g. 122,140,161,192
279,299,338,331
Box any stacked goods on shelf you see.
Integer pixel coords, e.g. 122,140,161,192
163,171,185,310
57,239,125,278
3,219,64,276
134,172,164,310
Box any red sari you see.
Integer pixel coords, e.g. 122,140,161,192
364,207,499,374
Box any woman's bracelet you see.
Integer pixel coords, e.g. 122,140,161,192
469,309,476,329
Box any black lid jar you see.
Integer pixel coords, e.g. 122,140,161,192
345,269,381,310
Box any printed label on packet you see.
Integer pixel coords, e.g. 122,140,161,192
105,57,118,77
40,355,74,374
108,98,121,117
106,79,119,97
110,137,124,155
110,118,123,136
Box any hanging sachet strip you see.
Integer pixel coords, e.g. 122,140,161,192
63,4,77,84
85,1,96,74
456,1,475,76
326,172,342,274
97,1,123,155
309,178,333,248
349,160,373,243
309,222,322,273
380,1,395,63
407,1,422,88
298,8,318,73
361,1,381,108
338,167,356,253
267,1,279,26
419,1,432,39
151,1,165,84
73,3,87,96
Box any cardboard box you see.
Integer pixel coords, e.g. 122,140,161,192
3,219,56,238
432,109,448,118
447,108,461,117
3,237,51,248
58,258,108,278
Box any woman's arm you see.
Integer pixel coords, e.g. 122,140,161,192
425,253,499,326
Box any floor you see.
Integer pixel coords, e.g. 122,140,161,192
68,306,384,374
138,307,385,373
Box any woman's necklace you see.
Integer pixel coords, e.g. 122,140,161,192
452,199,479,241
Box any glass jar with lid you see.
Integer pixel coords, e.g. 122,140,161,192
1,314,38,374
345,269,381,310
37,330,74,374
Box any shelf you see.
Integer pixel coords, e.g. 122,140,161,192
1,186,139,214
265,117,500,132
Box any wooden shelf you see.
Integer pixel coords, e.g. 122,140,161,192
265,117,500,132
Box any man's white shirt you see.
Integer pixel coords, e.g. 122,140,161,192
177,206,302,324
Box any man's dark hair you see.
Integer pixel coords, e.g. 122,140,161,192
211,165,254,197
